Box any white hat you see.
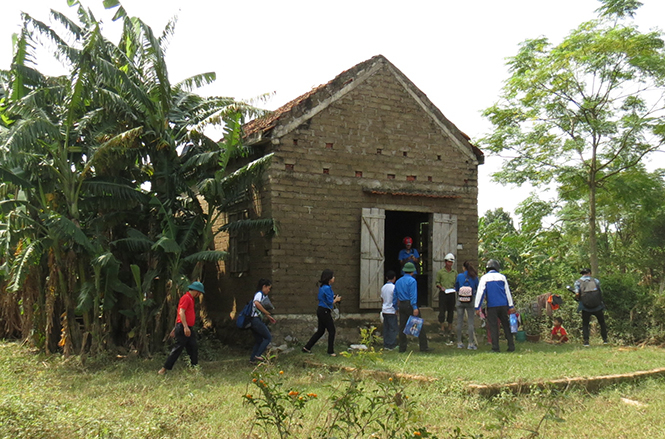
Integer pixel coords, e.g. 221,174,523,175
444,253,455,262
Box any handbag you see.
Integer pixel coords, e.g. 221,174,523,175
403,315,424,337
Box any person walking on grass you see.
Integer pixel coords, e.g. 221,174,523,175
455,261,479,350
474,260,515,353
574,268,608,347
158,282,205,374
395,262,432,353
436,253,457,344
249,279,277,364
303,269,341,356
381,271,398,350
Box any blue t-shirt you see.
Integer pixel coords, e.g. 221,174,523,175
318,284,335,309
393,274,418,310
398,248,420,274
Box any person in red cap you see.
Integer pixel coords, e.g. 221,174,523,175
158,281,205,374
398,237,420,275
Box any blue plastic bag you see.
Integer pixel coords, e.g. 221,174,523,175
403,315,424,337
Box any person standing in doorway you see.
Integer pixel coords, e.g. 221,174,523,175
398,236,420,275
474,260,515,353
436,253,457,344
574,268,608,346
395,262,431,353
381,271,398,350
158,281,205,374
303,269,341,356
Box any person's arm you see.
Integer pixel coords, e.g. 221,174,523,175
409,279,419,315
179,307,191,337
474,277,486,314
504,277,515,313
254,300,276,324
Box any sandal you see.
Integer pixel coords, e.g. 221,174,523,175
302,347,312,353
329,353,337,357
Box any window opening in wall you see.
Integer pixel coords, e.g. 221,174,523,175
428,176,433,182
285,164,294,171
228,209,250,274
437,155,442,161
356,171,363,177
323,168,330,174
387,174,395,180
407,175,416,181
377,148,382,154
293,139,298,145
403,151,408,157
326,142,334,149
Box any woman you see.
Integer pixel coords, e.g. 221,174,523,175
455,261,479,350
302,269,341,356
250,279,276,363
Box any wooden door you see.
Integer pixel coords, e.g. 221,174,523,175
360,207,385,309
430,213,457,308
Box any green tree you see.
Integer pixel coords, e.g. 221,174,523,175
482,0,665,275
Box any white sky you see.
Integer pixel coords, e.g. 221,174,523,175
3,0,665,224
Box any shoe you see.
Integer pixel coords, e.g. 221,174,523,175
329,353,337,357
157,367,166,375
583,343,590,347
420,347,434,352
507,348,515,352
250,356,266,363
457,343,465,349
467,344,477,350
445,341,454,346
603,340,609,345
302,347,312,354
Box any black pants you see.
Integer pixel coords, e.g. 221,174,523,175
398,301,428,352
582,309,608,344
304,307,336,354
438,291,456,325
486,306,514,352
163,323,198,370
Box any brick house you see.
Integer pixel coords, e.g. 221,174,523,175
208,55,483,326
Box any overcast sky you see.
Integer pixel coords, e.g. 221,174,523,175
3,0,665,224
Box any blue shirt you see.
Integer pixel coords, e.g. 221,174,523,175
393,274,418,310
318,284,334,309
474,270,514,310
398,248,420,274
455,271,479,293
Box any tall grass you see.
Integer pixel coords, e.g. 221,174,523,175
2,340,665,438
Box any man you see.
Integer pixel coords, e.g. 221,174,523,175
574,268,608,346
398,236,420,275
381,271,398,350
474,259,515,353
394,262,431,352
436,253,457,343
158,281,205,374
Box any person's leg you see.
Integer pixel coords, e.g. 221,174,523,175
486,307,500,352
184,329,198,366
581,310,591,345
497,307,514,351
595,310,608,342
418,312,429,351
321,311,336,354
251,318,272,360
304,308,327,351
466,307,476,347
163,324,186,370
456,306,464,346
398,302,410,352
445,294,456,327
383,313,398,349
438,290,446,332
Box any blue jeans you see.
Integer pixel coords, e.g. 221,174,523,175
250,317,272,360
382,313,398,349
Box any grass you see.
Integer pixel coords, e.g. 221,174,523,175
2,336,665,439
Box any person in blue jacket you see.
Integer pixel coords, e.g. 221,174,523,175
302,269,341,356
474,259,515,353
395,262,431,353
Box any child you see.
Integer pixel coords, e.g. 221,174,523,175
551,317,569,343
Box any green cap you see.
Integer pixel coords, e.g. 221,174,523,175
188,281,205,294
403,262,416,273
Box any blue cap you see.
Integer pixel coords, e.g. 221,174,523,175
188,281,205,294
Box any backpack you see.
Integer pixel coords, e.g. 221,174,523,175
579,278,602,309
236,300,254,329
458,275,473,303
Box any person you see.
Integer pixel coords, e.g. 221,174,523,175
474,259,516,353
249,279,277,363
395,262,431,352
303,269,341,356
381,271,398,350
574,268,608,346
398,236,420,275
436,253,457,343
158,281,205,374
455,261,479,350
551,317,569,343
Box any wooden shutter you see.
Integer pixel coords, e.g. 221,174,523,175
360,207,385,309
431,213,457,308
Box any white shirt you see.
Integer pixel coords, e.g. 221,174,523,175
381,282,396,314
251,291,263,317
